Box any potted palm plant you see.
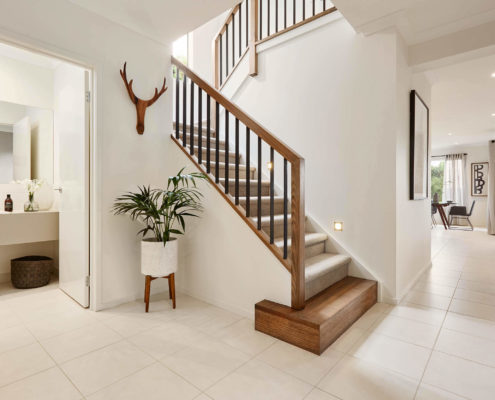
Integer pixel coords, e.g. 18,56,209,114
112,168,207,277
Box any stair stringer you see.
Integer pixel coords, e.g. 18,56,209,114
304,214,390,303
167,139,292,318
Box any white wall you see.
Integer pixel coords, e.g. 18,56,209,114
432,143,489,228
0,53,54,109
188,13,432,302
395,34,432,300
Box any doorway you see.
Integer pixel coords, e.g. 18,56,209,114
0,41,92,308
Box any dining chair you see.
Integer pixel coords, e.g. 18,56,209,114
449,201,476,231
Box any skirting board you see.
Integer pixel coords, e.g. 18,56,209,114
385,260,433,305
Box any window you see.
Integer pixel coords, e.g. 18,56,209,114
173,35,188,65
431,158,445,201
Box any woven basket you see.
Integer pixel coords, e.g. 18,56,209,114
11,256,53,289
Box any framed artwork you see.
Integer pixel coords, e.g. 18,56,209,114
410,90,429,200
471,162,489,196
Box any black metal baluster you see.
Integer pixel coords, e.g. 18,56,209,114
303,0,305,20
276,0,278,33
225,110,230,193
284,0,287,29
312,0,315,16
260,0,263,39
198,87,202,164
232,15,235,66
226,25,229,76
238,5,242,57
190,81,194,155
246,0,249,48
270,147,274,243
267,0,270,36
182,76,187,147
257,137,262,230
175,67,179,139
323,0,326,11
283,158,288,258
293,0,296,24
219,35,223,86
235,119,240,204
215,102,220,183
246,127,251,217
206,95,211,173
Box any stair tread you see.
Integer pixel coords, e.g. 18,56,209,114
305,253,351,282
186,145,236,155
256,277,377,327
274,232,327,249
206,161,255,170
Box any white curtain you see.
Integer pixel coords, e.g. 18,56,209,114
488,141,495,235
442,153,467,206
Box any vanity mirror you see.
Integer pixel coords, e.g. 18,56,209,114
0,100,54,184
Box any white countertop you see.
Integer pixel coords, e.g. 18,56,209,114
0,210,59,215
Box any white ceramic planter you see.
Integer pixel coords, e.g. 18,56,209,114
141,237,178,277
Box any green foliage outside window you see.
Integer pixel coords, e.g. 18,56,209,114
431,160,444,201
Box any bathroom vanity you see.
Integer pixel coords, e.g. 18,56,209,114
0,210,59,245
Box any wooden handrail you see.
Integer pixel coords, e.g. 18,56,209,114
172,55,306,310
172,56,303,164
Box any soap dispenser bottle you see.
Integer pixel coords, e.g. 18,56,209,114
4,194,13,212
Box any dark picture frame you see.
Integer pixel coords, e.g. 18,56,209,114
471,162,489,197
409,90,429,200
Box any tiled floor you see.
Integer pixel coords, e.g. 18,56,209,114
0,227,494,399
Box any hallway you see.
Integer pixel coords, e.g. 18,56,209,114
0,229,493,399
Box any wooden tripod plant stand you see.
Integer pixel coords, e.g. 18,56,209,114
144,273,176,312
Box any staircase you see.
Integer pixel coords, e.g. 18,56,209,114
171,52,376,354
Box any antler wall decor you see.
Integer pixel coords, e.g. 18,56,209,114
120,62,167,134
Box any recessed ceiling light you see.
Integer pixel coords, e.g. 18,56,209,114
492,72,495,78
492,113,495,117
454,142,459,145
448,132,453,136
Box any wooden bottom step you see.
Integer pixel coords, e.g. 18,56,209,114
255,277,377,355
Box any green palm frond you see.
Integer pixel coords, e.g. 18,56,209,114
112,169,208,245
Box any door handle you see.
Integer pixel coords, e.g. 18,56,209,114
53,187,63,193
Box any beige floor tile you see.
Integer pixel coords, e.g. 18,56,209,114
317,355,418,400
213,318,276,356
0,306,23,330
403,290,452,310
86,362,200,400
386,303,447,326
206,359,312,400
60,340,154,396
443,312,495,342
0,367,82,400
40,322,122,363
0,324,36,354
0,342,55,387
327,326,366,353
351,305,384,330
195,307,242,336
414,281,456,298
162,335,250,390
102,314,164,337
255,340,343,385
423,351,495,400
305,388,340,400
457,279,495,296
349,332,430,380
194,395,213,400
454,288,495,307
25,308,99,340
435,328,495,368
461,271,495,284
369,314,440,348
415,384,466,399
128,321,206,360
449,298,495,322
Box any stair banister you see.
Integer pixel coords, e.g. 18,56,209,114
171,56,305,309
213,0,337,89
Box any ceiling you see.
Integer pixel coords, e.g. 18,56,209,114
332,0,495,45
68,0,238,44
427,54,495,149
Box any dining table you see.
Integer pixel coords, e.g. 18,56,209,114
432,202,455,230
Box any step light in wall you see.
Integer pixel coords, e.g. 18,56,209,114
267,161,273,170
334,221,343,231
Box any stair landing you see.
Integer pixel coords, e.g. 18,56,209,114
255,277,377,355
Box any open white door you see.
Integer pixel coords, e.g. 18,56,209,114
13,116,31,181
56,64,90,307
